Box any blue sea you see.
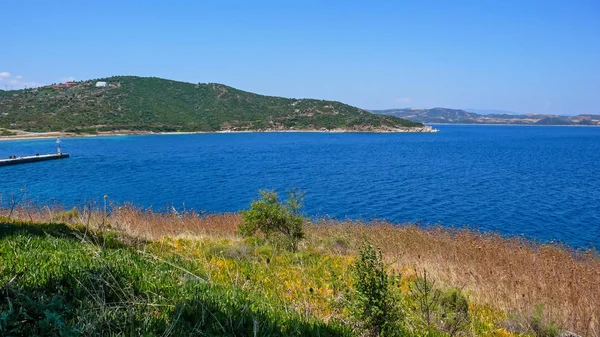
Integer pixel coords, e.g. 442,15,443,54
1,125,599,248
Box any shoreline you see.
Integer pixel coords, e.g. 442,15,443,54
0,126,439,141
3,122,598,141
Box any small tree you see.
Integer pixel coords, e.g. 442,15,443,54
239,190,305,252
411,271,440,333
409,271,471,336
351,243,403,336
439,288,470,336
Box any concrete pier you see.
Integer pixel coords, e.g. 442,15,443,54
0,153,70,167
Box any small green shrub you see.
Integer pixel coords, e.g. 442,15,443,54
206,241,251,260
351,243,403,336
530,304,560,337
439,288,470,336
0,291,77,336
328,235,351,255
239,190,305,252
409,272,471,336
52,208,81,223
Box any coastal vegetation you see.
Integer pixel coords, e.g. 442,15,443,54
0,76,423,133
0,129,16,136
0,196,598,336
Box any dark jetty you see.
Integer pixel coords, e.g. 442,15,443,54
0,153,70,167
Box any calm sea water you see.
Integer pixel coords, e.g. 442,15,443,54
1,125,599,248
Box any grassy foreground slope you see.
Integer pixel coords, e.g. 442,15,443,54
0,76,423,132
0,217,495,337
0,221,350,336
1,206,598,336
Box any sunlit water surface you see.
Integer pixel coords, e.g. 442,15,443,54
1,125,599,248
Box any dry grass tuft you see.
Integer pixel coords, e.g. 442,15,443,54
2,204,241,240
110,206,240,239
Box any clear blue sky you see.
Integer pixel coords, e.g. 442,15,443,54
1,0,598,115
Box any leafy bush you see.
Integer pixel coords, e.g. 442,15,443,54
439,288,470,336
409,272,471,336
0,291,77,336
530,304,560,337
351,243,403,336
239,190,305,252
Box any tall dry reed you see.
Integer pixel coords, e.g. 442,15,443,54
307,221,600,336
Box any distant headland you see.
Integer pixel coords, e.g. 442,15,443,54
372,107,600,126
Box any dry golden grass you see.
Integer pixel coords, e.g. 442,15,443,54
110,206,240,239
3,206,599,336
5,204,240,239
307,221,600,336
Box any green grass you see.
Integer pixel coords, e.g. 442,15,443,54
0,220,350,336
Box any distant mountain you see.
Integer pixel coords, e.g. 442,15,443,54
372,108,483,124
464,108,520,115
371,108,600,126
0,76,424,133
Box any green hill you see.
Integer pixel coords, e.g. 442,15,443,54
0,76,422,133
